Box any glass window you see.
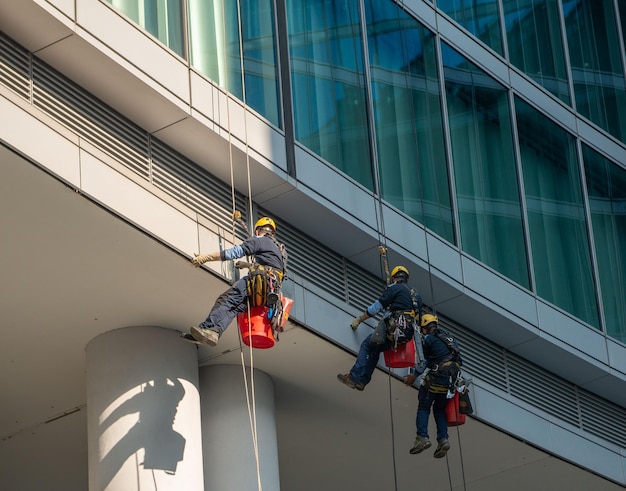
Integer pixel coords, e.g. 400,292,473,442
620,2,626,42
188,0,281,127
187,0,221,86
240,0,281,127
562,0,626,144
442,43,529,287
108,0,185,57
582,144,626,342
502,0,569,104
437,0,504,55
188,0,242,97
287,0,373,189
515,96,599,327
365,0,453,242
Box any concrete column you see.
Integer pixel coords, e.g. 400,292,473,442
86,326,203,491
200,365,280,491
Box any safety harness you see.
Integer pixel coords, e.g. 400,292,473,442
246,264,284,308
384,284,421,348
425,328,463,394
245,234,288,308
244,234,289,339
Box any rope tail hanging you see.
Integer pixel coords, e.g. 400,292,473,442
240,298,263,491
390,0,468,486
356,0,401,484
234,0,263,486
378,246,398,491
220,0,262,488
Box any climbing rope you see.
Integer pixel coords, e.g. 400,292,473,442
239,300,263,491
355,0,401,485
357,8,406,488
391,0,469,485
220,0,263,488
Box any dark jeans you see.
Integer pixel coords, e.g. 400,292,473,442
416,385,449,441
199,277,249,334
348,333,394,387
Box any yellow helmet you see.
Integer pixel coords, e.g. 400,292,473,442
255,217,276,233
421,313,438,327
391,265,409,279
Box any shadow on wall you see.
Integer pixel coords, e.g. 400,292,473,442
98,377,186,487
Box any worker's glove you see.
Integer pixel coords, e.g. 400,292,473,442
191,252,220,267
403,374,417,386
350,313,368,330
416,368,430,387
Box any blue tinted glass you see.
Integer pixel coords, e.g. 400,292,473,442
240,0,281,127
188,0,280,126
287,0,373,188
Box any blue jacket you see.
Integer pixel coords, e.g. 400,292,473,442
366,280,421,317
221,235,285,272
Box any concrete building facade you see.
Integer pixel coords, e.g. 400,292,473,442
1,1,625,489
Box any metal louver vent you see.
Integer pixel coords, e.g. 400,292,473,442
31,58,150,179
507,355,580,426
0,33,30,100
267,215,347,299
579,391,626,447
446,324,508,391
151,140,248,238
345,262,385,312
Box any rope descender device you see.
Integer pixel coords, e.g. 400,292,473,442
233,210,252,237
379,245,391,285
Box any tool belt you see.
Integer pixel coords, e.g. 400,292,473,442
425,360,461,394
384,310,416,347
246,264,283,307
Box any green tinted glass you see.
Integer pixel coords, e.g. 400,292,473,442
583,144,626,341
438,0,504,55
366,0,453,241
443,43,529,287
108,0,185,56
516,97,599,327
563,0,626,144
502,0,569,104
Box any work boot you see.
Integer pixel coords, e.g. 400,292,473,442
190,326,219,346
180,332,201,344
336,373,364,391
433,438,450,458
409,436,432,454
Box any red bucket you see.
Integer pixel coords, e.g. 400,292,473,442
237,306,275,349
384,339,416,368
445,392,466,426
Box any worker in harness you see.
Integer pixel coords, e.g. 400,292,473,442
337,266,422,391
404,314,462,458
182,216,287,346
